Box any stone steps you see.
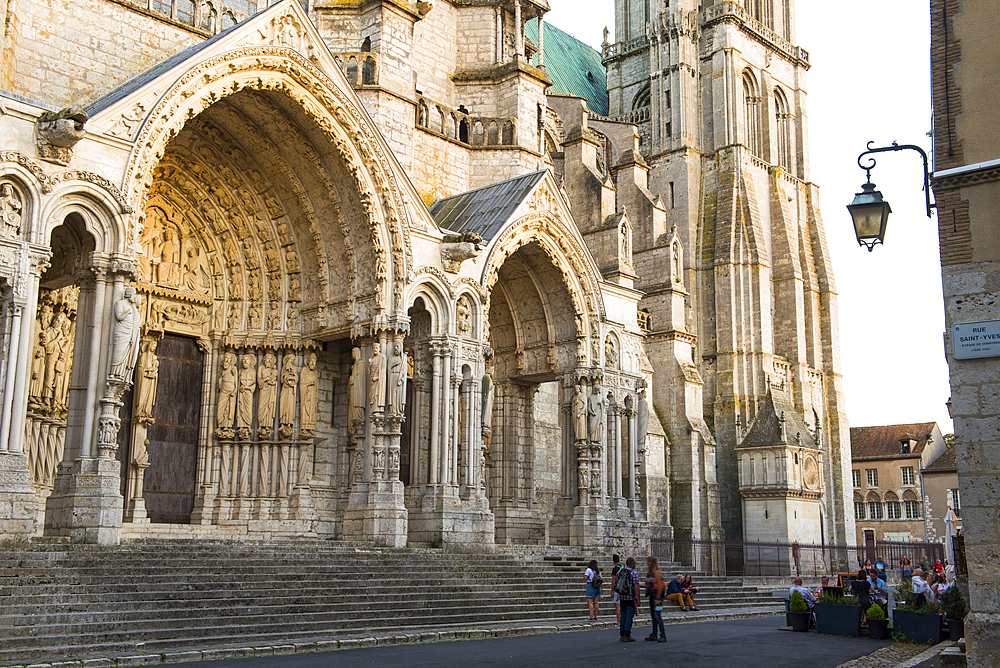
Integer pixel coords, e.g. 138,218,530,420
0,540,783,664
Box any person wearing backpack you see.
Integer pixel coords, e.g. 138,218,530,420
615,557,641,641
585,559,602,620
609,554,623,625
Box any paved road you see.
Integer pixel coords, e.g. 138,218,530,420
181,616,889,668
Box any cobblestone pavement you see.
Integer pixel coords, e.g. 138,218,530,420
833,642,936,668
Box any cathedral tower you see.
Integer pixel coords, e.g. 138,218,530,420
601,0,854,551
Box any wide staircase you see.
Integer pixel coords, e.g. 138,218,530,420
0,540,783,664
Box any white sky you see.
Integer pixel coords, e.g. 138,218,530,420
543,1,952,433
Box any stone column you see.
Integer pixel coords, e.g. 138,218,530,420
410,378,423,485
439,343,452,486
429,343,442,485
495,8,503,64
0,252,45,537
513,0,523,62
613,404,623,500
190,342,217,524
46,260,136,545
451,375,461,486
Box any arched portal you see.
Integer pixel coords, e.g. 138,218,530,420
486,240,580,544
119,83,391,533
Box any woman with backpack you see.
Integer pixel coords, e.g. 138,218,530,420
585,559,602,620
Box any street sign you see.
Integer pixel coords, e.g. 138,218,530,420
953,319,1000,360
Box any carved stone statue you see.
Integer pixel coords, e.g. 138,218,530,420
605,339,618,368
389,346,407,415
182,246,211,294
299,352,318,436
216,352,238,436
0,183,22,240
481,361,494,432
279,354,297,436
368,342,387,413
40,309,64,404
286,302,300,330
456,296,472,335
156,229,179,287
134,339,159,425
236,355,257,439
578,459,589,494
348,346,365,433
572,384,587,443
257,353,278,439
587,384,605,443
110,287,142,381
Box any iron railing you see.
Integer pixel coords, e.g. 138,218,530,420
651,537,946,578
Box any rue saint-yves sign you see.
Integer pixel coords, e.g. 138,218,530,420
953,319,1000,360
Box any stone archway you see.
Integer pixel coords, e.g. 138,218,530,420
119,82,392,534
485,240,582,545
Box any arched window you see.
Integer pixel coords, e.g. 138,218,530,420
361,36,372,52
472,121,485,146
866,491,883,520
632,84,651,111
903,490,921,519
459,118,470,144
487,121,500,145
773,87,792,170
345,57,358,85
854,493,866,521
417,100,428,128
502,120,514,145
362,56,376,85
885,491,901,520
742,69,762,156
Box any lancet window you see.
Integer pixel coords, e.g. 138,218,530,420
742,69,763,157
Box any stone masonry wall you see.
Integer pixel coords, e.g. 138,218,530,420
5,0,202,107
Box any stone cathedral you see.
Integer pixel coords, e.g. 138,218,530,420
0,0,854,561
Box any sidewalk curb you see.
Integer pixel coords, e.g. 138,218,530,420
2,608,784,667
894,640,955,668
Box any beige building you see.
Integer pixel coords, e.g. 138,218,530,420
0,0,852,567
850,423,954,547
930,0,1000,662
920,445,962,545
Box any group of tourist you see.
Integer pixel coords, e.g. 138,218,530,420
584,554,700,642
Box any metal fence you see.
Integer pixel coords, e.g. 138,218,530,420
651,537,946,578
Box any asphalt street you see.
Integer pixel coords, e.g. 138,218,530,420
180,616,890,668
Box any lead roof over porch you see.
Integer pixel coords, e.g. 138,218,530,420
429,170,547,241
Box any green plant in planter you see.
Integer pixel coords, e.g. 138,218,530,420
790,590,808,613
867,604,886,620
894,580,918,611
940,586,968,619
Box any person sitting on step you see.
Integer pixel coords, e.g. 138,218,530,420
682,574,700,609
666,574,695,611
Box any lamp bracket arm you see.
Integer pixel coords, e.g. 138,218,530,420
856,141,934,217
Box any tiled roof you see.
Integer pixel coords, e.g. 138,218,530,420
526,19,609,116
923,445,957,472
429,170,547,240
850,423,937,459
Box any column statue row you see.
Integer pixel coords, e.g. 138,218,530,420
215,350,318,441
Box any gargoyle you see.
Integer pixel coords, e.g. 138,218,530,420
440,232,482,273
37,107,88,165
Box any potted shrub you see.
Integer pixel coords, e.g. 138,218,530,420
789,590,810,632
940,586,968,640
892,582,943,644
866,603,890,640
814,592,863,637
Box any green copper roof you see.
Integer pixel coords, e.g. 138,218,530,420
526,19,609,117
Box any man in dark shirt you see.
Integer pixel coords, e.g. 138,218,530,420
618,557,641,641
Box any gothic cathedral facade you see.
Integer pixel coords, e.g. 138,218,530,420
0,0,853,563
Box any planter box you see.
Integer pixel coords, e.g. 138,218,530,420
814,602,862,637
868,618,891,640
948,618,965,640
893,609,942,644
789,611,810,632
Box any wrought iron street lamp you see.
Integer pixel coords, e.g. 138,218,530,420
848,141,935,251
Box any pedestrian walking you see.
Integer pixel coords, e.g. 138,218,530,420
614,557,641,642
585,559,602,620
609,553,623,625
645,557,666,642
